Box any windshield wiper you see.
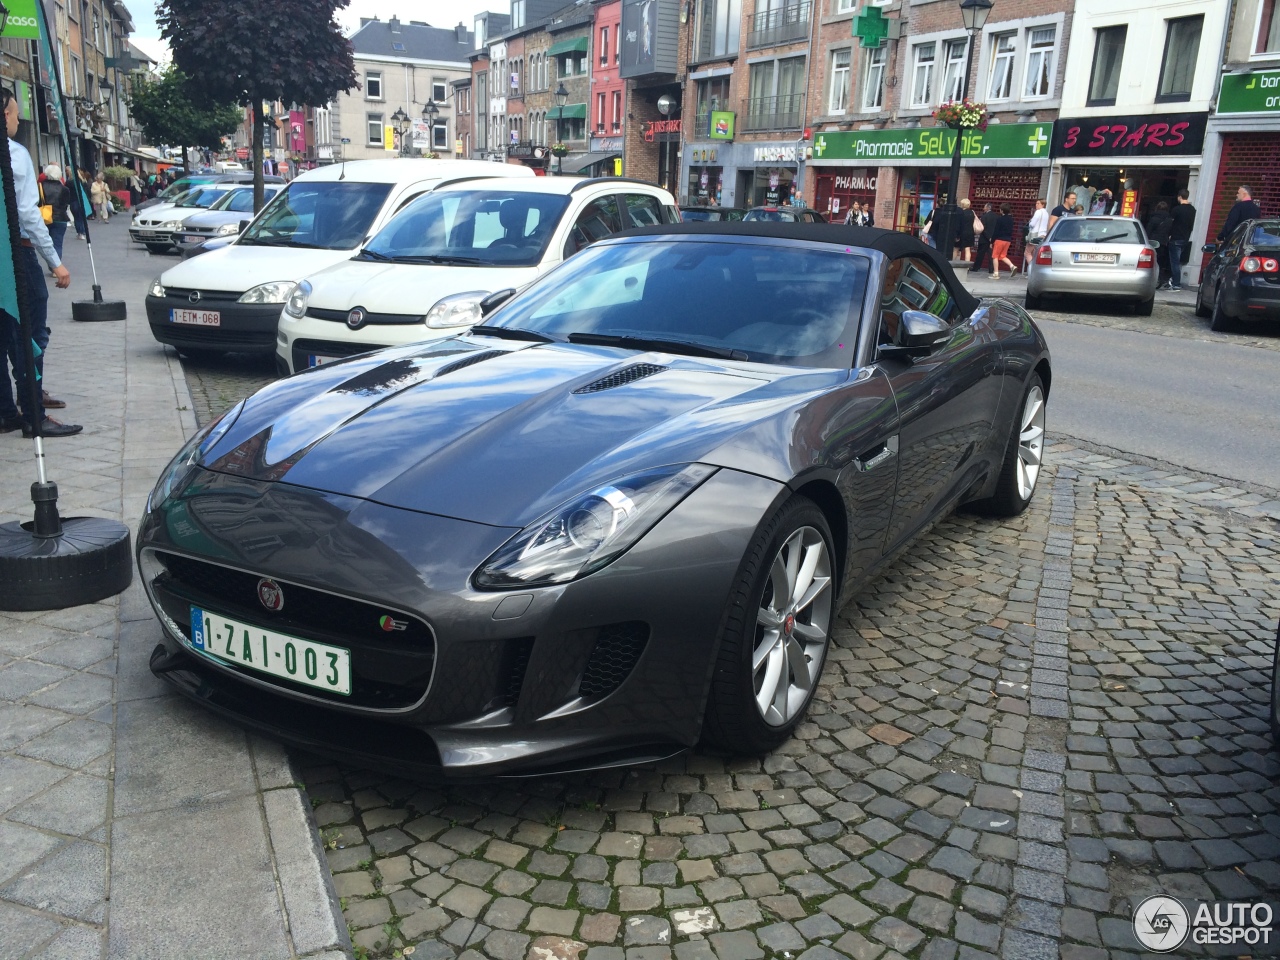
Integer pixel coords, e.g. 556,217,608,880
241,238,321,248
392,254,487,265
470,324,557,343
1094,234,1139,243
355,249,395,261
567,332,746,361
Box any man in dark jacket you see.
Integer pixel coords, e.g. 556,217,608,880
1168,189,1196,291
969,203,998,274
1218,185,1262,242
1146,201,1173,288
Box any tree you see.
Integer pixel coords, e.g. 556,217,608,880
127,67,243,176
158,0,358,210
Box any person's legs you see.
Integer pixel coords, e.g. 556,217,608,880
48,222,66,261
1168,240,1184,289
12,247,48,426
991,240,1010,277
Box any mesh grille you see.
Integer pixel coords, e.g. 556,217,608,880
578,622,649,699
500,638,534,708
572,363,666,394
164,288,243,303
436,350,506,378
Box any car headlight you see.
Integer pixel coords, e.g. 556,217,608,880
425,291,490,328
283,280,312,319
473,463,717,589
148,401,245,509
238,281,297,304
160,220,184,230
215,223,240,236
148,277,166,298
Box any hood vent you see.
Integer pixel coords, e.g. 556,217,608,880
572,363,667,395
435,350,507,378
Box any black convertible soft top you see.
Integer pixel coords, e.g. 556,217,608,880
619,220,980,318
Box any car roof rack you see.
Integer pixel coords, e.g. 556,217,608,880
569,177,660,194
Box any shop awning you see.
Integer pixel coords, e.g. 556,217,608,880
548,36,589,56
560,152,619,174
548,103,587,120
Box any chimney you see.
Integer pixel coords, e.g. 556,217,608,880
390,15,401,32
456,22,467,42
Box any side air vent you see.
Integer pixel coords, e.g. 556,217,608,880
572,363,667,395
578,622,649,699
435,350,506,378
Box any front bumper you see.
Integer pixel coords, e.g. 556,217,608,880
146,294,283,354
279,311,447,374
130,226,176,245
137,465,783,777
1027,264,1157,300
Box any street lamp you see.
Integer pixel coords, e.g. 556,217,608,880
422,100,439,155
390,106,410,156
933,0,993,259
554,82,569,175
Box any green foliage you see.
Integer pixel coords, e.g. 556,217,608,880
102,166,135,190
127,66,242,153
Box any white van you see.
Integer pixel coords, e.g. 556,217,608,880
143,159,534,358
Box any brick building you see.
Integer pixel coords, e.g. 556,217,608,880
620,0,686,192
585,0,626,175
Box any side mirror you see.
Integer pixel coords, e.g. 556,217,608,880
1201,243,1217,254
239,219,251,232
479,288,516,316
880,310,951,356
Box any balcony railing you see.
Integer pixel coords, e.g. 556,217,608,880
747,2,811,50
744,94,805,131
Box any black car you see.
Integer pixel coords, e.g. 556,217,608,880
680,205,748,222
743,206,828,223
137,223,1050,778
1197,219,1280,331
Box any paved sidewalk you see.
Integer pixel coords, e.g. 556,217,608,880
0,228,351,959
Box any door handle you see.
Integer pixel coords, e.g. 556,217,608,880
855,435,898,471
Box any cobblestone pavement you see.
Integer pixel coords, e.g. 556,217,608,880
284,444,1279,960
1024,302,1280,353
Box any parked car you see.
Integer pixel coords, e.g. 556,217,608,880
1196,220,1280,332
277,177,680,374
172,186,281,257
680,205,747,222
742,206,828,223
132,178,285,253
137,221,1050,777
144,159,535,358
134,172,268,214
1025,215,1158,315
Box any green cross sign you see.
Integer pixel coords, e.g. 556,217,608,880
853,6,889,48
813,135,828,158
1027,126,1049,155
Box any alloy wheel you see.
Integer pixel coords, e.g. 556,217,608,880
752,526,833,727
1017,384,1046,502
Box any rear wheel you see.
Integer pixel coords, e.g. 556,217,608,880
970,374,1046,518
1194,285,1212,318
1134,297,1154,317
1210,288,1236,332
703,497,835,754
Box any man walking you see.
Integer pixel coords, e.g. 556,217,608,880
1217,185,1262,242
2,86,82,437
1167,189,1196,292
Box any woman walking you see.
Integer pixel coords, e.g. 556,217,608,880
990,202,1018,279
90,172,111,222
955,198,976,263
1023,199,1049,272
40,165,72,261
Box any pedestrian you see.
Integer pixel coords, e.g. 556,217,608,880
1167,188,1196,292
90,172,111,221
919,208,936,248
1024,198,1049,272
955,198,975,263
1217,184,1262,243
969,202,997,274
859,202,874,228
1146,201,1173,288
1,87,82,437
990,202,1017,279
843,201,860,225
39,164,72,263
1048,191,1075,234
1072,203,1085,216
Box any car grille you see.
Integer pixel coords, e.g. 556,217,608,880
148,550,436,710
165,287,244,303
306,307,424,325
573,364,667,394
578,622,649,699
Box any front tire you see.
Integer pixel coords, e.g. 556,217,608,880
703,497,835,754
970,373,1046,517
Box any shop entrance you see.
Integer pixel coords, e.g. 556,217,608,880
895,169,949,237
751,167,797,206
814,170,877,223
687,165,725,205
1061,166,1189,224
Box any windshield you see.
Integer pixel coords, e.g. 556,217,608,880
211,188,276,213
361,189,572,266
743,209,802,222
158,176,216,201
482,238,867,368
175,187,230,209
240,181,393,249
1048,218,1145,244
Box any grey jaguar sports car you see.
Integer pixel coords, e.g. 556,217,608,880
138,222,1051,778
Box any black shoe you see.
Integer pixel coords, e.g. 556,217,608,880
22,417,83,438
0,415,23,433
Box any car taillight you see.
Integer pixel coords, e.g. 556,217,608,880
1240,256,1280,273
1035,245,1053,265
1137,247,1155,268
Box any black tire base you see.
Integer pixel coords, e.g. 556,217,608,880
0,517,133,610
72,299,127,322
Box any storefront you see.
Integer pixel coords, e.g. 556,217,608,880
686,145,726,205
813,169,876,223
745,144,803,207
677,140,803,209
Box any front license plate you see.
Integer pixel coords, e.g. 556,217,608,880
308,354,341,367
171,308,221,326
1073,252,1118,264
189,606,351,695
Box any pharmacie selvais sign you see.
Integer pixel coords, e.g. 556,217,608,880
809,122,1052,163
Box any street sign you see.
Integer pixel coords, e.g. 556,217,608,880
340,137,351,144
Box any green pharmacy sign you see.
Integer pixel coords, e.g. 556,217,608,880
853,5,890,48
708,111,735,140
1217,70,1280,116
0,0,42,38
810,122,1053,162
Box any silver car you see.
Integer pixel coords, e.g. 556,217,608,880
173,186,279,257
1025,215,1158,315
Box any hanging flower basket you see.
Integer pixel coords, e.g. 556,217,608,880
932,100,989,130
551,143,569,157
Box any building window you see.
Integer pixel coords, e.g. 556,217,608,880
612,90,622,131
600,26,609,64
511,0,525,29
367,113,384,145
1256,0,1280,54
835,0,854,12
828,48,851,114
695,0,742,60
1156,15,1201,102
434,123,448,149
910,42,935,107
433,78,447,101
1087,25,1126,106
365,71,382,100
940,38,967,103
862,45,885,110
1022,25,1057,99
598,92,607,130
987,32,1015,100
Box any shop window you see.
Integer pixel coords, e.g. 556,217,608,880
862,46,885,111
365,71,383,100
1257,0,1280,55
940,38,968,103
1156,16,1201,102
1022,25,1056,99
829,48,851,114
987,33,1015,101
367,113,384,145
1087,25,1126,107
910,42,935,107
